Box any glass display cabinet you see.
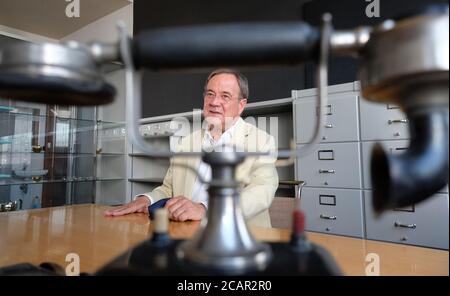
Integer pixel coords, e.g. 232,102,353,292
0,98,126,211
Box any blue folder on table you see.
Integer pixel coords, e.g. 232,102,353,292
148,198,170,220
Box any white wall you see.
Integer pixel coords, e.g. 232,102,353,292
1,3,132,44
59,3,133,125
60,4,133,43
60,3,132,124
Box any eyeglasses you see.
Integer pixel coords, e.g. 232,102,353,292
204,91,235,103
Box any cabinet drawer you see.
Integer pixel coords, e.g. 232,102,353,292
364,191,449,249
294,94,360,144
300,187,364,238
360,99,410,141
297,142,362,189
361,140,448,192
361,140,409,189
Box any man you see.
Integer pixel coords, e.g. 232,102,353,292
104,69,278,227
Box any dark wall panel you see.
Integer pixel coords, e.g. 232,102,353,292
134,0,309,117
135,0,447,116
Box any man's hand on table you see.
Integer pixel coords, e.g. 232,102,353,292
103,196,150,216
103,195,206,222
166,196,206,222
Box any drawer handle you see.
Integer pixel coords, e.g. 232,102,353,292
319,169,335,174
394,221,416,229
320,214,337,220
388,119,408,124
324,123,334,128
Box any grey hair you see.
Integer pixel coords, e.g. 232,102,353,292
204,68,249,100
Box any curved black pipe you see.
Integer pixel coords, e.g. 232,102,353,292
371,107,449,212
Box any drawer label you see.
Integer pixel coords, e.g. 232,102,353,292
318,150,334,160
387,103,400,110
319,194,336,206
393,204,415,212
389,147,408,155
316,104,332,116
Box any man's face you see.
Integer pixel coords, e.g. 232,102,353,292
203,73,247,130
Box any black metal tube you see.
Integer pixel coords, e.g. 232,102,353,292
133,22,320,70
371,107,449,212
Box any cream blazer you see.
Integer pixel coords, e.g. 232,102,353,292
144,117,279,227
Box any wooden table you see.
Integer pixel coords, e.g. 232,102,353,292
0,204,447,275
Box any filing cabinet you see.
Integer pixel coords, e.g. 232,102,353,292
294,81,449,249
293,93,360,144
300,187,365,238
361,140,410,190
297,142,362,189
362,141,448,193
294,82,365,239
364,191,449,249
360,99,410,141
